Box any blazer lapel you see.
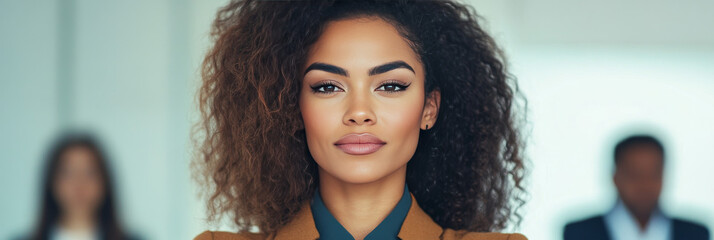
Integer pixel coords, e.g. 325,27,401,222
272,200,320,240
397,193,444,239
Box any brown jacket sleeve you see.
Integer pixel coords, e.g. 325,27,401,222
194,231,267,240
462,233,527,240
442,229,528,240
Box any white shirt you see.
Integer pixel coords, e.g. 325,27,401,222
50,225,99,240
604,199,672,240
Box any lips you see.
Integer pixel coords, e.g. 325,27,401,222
334,133,386,155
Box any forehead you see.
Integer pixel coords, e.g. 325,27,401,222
305,17,422,76
618,145,663,168
60,146,96,165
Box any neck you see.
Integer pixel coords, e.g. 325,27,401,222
620,200,654,232
318,165,407,240
633,212,652,231
59,210,96,232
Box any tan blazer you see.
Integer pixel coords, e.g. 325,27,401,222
195,193,527,240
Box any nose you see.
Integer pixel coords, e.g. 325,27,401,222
342,93,376,126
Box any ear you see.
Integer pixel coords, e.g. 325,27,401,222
421,89,441,130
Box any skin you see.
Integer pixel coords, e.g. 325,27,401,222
53,146,105,232
299,17,440,240
613,145,664,231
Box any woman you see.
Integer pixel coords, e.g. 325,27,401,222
194,0,527,239
29,133,134,240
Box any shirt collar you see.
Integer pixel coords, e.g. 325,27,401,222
310,184,412,240
604,198,672,240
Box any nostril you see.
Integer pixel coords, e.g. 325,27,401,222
345,116,375,125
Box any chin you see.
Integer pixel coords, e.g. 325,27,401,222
320,156,406,184
336,169,390,184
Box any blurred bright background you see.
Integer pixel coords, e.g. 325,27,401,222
1,0,713,239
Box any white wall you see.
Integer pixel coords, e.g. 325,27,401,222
1,0,60,236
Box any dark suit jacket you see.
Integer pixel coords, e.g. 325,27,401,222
564,215,710,240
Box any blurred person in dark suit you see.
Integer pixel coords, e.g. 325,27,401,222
563,135,709,240
16,132,139,240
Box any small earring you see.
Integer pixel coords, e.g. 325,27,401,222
426,124,429,130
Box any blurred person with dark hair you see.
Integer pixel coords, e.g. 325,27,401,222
563,135,709,240
17,132,139,240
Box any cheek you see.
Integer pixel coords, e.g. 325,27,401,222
379,98,424,147
301,101,332,133
299,93,341,153
369,90,425,167
53,177,70,202
53,174,83,208
86,174,104,197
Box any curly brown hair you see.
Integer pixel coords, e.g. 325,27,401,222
194,0,527,234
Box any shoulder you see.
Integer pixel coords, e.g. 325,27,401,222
442,229,528,240
563,215,609,240
193,230,267,240
564,215,605,231
672,218,710,238
124,234,144,240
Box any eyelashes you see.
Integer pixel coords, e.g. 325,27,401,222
310,80,344,94
376,80,411,92
310,80,411,95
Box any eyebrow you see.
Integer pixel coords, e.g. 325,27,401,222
303,60,415,77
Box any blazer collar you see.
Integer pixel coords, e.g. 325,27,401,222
273,193,443,240
397,193,443,240
273,199,319,240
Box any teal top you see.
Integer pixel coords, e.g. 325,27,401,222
310,184,412,240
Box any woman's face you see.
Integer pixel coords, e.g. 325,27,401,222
300,17,440,184
53,145,105,217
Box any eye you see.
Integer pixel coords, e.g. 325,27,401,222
310,80,344,94
376,80,410,92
